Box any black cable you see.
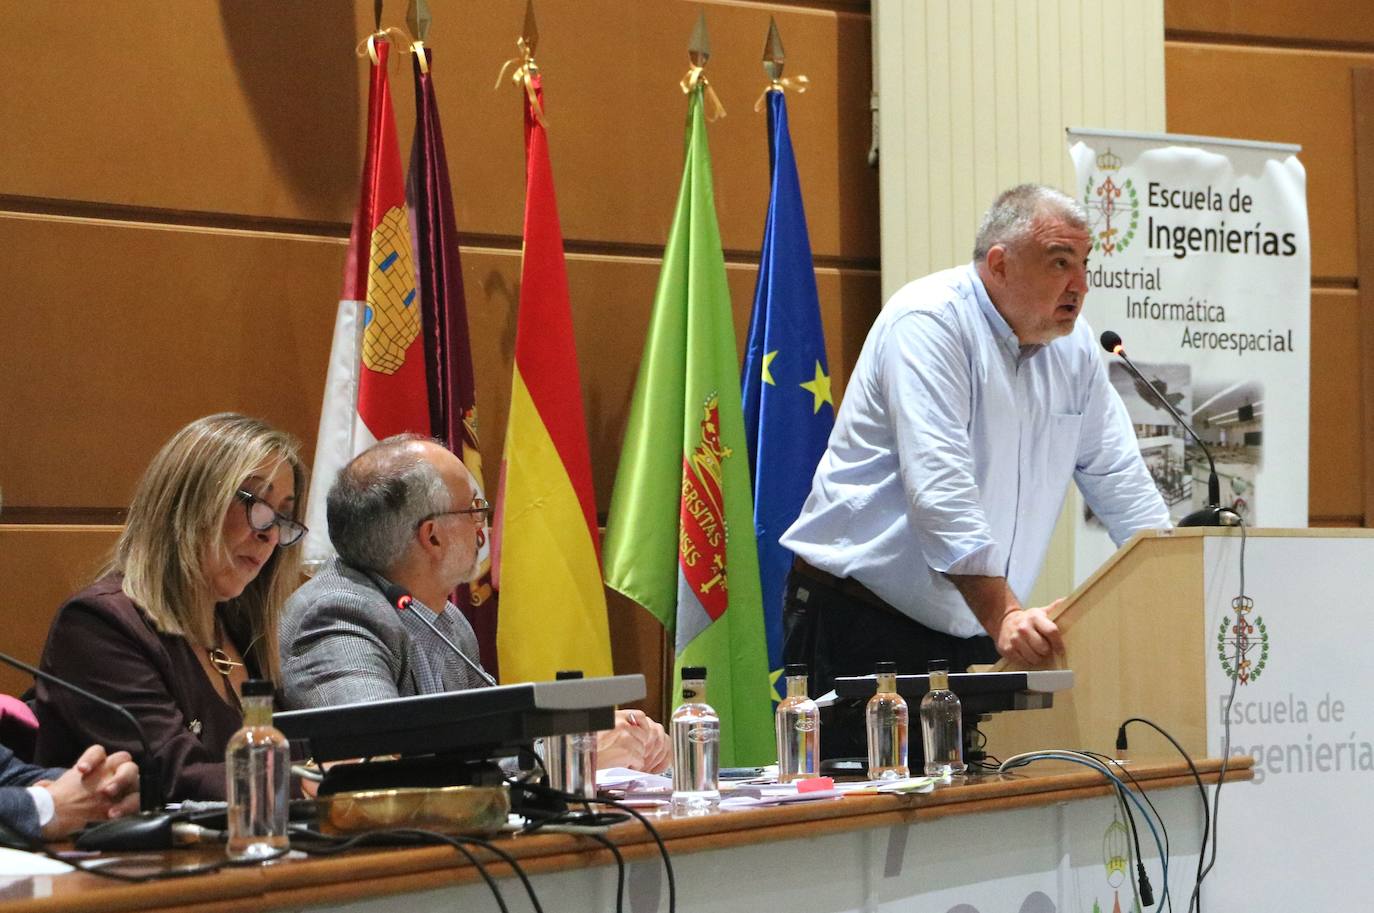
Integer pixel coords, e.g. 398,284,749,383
1084,749,1168,912
1084,750,1172,870
1118,716,1206,911
1194,511,1246,911
585,832,627,913
292,826,509,913
512,780,676,913
454,833,544,913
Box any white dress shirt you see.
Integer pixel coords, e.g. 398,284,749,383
781,263,1170,637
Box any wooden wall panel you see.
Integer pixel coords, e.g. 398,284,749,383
0,1,366,223
1165,0,1374,48
1165,42,1374,280
0,526,120,696
1310,289,1363,522
0,214,345,508
0,208,342,506
0,0,877,262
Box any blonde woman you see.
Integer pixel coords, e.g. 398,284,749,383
34,414,306,801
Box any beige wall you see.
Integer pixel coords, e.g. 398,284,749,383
874,0,1166,299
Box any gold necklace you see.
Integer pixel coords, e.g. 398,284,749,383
207,617,244,678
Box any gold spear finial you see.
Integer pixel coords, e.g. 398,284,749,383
683,12,724,119
522,0,539,57
763,16,784,83
688,10,710,68
407,0,431,42
753,16,809,111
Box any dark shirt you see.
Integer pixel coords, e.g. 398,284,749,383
34,575,257,801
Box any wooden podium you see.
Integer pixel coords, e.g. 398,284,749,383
979,527,1324,760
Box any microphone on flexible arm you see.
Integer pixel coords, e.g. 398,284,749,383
1100,330,1236,527
0,650,161,813
368,573,498,687
0,650,202,850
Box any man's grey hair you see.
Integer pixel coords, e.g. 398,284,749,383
326,434,454,572
972,184,1088,262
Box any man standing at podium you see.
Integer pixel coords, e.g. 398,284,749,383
781,184,1169,698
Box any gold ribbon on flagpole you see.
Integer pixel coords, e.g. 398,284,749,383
411,39,429,74
753,74,810,113
356,27,413,68
495,37,547,127
681,65,726,121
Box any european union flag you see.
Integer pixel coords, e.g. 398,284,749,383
741,89,834,698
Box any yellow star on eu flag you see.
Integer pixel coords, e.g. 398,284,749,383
799,361,832,413
761,350,778,386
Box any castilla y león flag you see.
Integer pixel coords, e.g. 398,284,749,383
305,37,430,567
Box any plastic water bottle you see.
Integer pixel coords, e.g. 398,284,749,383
920,659,966,778
226,679,290,860
670,666,719,813
865,661,909,780
775,664,819,783
545,670,598,799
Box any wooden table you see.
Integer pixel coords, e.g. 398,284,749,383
0,757,1251,913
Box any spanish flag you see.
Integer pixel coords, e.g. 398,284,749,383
494,74,613,683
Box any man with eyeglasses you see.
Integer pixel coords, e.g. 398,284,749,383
279,435,670,773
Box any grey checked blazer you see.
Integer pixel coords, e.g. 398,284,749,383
279,559,488,710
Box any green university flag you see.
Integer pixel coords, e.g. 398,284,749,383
603,86,773,766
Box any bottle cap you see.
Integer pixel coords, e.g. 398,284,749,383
555,670,584,680
240,679,274,698
784,663,808,677
927,659,949,674
873,661,897,674
681,666,707,680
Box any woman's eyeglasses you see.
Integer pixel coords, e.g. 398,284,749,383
235,489,308,547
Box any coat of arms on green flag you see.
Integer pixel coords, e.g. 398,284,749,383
603,85,773,766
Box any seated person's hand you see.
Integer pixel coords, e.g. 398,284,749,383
39,744,140,839
596,709,671,774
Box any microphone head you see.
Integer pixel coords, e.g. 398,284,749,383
1100,330,1123,354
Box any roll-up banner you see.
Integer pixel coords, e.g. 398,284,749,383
1067,128,1310,580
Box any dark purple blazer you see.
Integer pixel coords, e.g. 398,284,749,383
33,576,257,801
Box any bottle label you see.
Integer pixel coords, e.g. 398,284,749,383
794,716,818,733
682,685,702,702
687,723,716,744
